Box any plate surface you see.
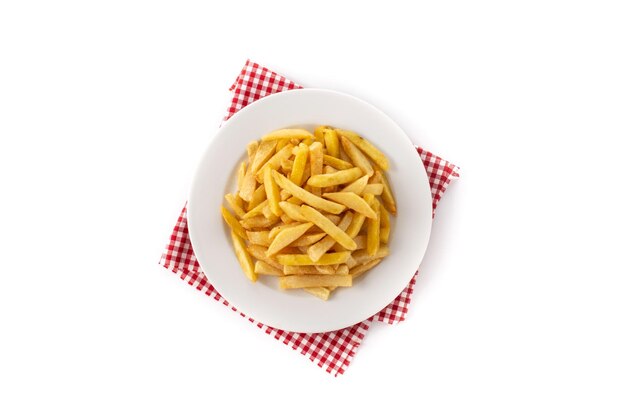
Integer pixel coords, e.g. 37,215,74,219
188,89,432,333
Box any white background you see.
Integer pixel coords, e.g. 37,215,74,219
1,1,625,415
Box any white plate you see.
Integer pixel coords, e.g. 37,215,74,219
188,89,432,333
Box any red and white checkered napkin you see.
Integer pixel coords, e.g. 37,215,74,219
160,60,459,376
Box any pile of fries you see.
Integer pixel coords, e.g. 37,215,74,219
221,126,396,300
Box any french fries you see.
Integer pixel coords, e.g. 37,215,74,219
277,252,351,266
367,198,381,256
340,136,374,177
266,222,313,256
221,125,396,300
261,128,314,142
322,192,377,219
289,232,326,247
323,154,353,170
231,231,257,282
221,206,247,239
307,167,363,188
350,259,381,279
309,142,324,195
323,128,340,158
307,212,353,261
280,274,352,289
336,129,389,170
379,204,391,244
304,287,331,300
264,168,282,217
341,175,369,194
254,261,283,276
290,143,309,186
225,193,246,218
246,230,271,246
272,171,345,215
300,205,357,251
375,170,397,215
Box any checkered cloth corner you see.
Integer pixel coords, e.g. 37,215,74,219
159,60,459,376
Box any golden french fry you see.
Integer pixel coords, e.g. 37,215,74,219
306,212,353,261
225,193,246,218
240,140,274,201
237,162,246,191
246,245,283,270
362,184,384,195
314,125,329,142
284,265,336,275
243,199,268,219
246,141,258,164
300,205,356,251
345,212,366,238
276,251,351,266
231,231,257,282
290,143,309,186
377,170,397,215
266,222,313,256
309,141,323,195
314,265,336,275
280,214,294,224
350,258,382,279
264,168,282,217
304,287,330,300
322,166,338,193
257,144,295,182
307,167,363,188
380,226,390,244
352,245,390,265
268,223,290,240
279,274,352,289
240,216,277,230
379,204,390,244
322,192,377,219
301,163,311,184
367,198,380,256
246,230,271,246
272,171,345,215
247,185,266,211
278,201,308,222
254,260,283,276
340,136,374,177
221,206,247,239
323,154,353,170
261,128,313,142
340,175,369,195
289,232,326,247
323,128,340,157
238,170,257,202
336,129,389,170
249,140,277,173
